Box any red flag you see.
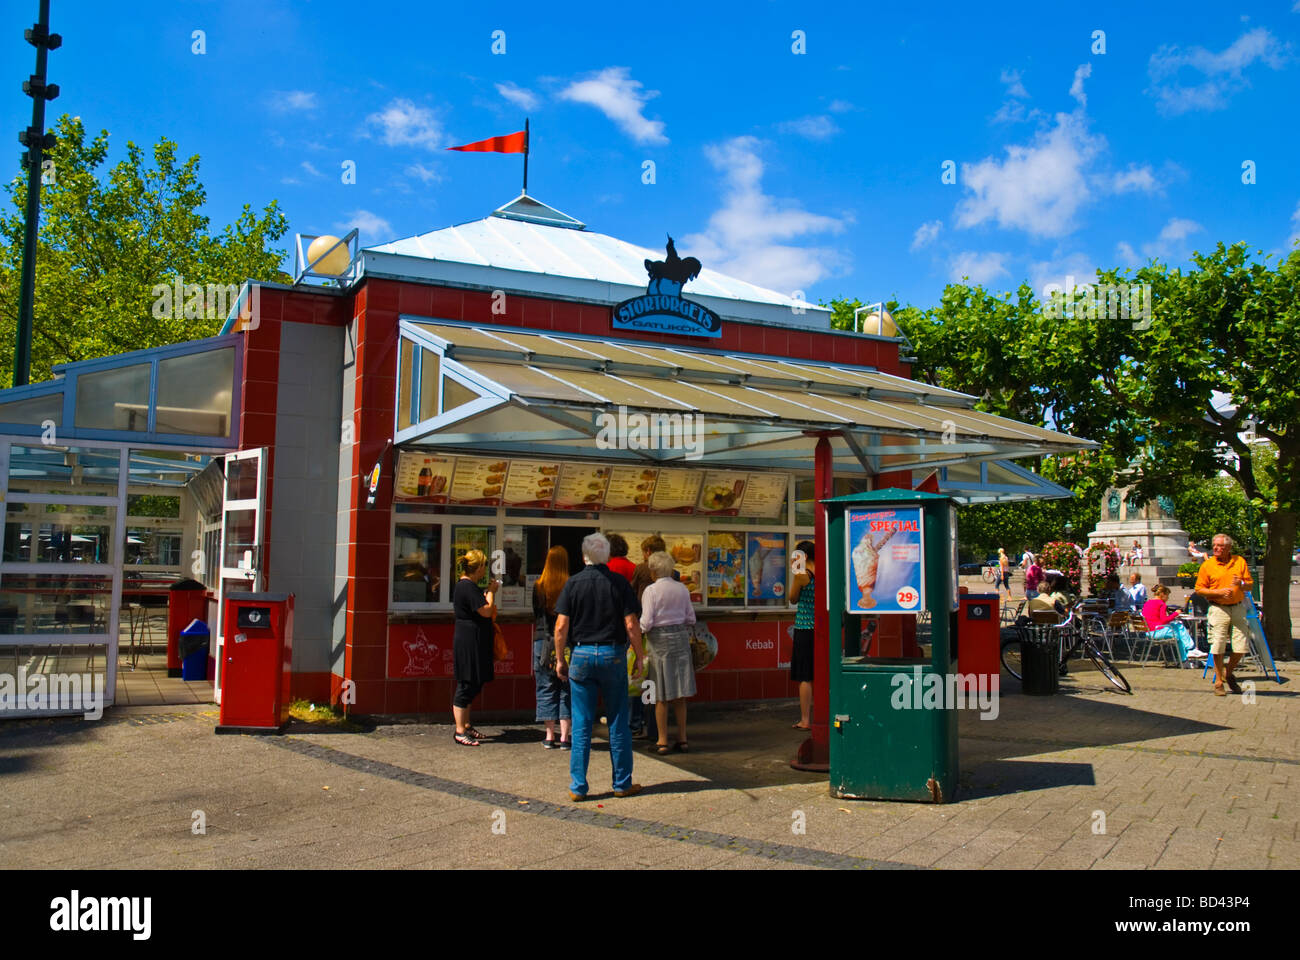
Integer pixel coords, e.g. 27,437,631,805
446,130,527,153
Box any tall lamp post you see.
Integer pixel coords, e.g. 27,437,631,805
13,0,61,387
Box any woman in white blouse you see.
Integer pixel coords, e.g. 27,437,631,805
640,551,697,754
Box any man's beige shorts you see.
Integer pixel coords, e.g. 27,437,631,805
1207,603,1250,655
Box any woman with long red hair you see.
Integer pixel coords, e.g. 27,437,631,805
533,545,572,748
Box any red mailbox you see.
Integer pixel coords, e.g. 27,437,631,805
215,593,294,734
957,593,1000,693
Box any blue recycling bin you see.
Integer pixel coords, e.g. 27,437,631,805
179,619,210,681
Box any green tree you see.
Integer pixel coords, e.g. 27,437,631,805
868,242,1298,654
0,115,290,386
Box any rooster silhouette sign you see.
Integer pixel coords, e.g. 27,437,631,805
613,235,721,338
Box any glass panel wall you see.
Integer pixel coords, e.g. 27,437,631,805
155,348,234,436
75,363,151,431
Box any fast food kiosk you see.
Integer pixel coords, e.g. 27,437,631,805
0,191,1090,721
824,490,960,802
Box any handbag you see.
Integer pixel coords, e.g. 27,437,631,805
493,621,509,662
689,622,718,670
533,618,554,673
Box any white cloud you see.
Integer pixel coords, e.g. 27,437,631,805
1028,252,1097,297
337,209,393,242
300,161,324,178
910,220,943,251
827,99,855,113
1116,241,1140,266
1112,164,1160,193
559,67,667,145
1069,63,1092,107
496,82,539,111
1141,217,1204,259
1147,28,1289,114
1288,201,1300,247
680,136,847,292
957,109,1099,238
405,163,442,184
949,251,1009,284
1001,68,1030,99
270,90,317,112
777,115,839,140
364,99,445,149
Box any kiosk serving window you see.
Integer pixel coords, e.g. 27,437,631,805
388,452,806,614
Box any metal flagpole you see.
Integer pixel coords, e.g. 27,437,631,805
522,118,529,194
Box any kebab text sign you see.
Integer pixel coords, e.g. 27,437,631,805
846,507,924,615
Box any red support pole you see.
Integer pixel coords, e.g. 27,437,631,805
793,434,834,771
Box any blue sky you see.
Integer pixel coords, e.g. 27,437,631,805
4,0,1299,309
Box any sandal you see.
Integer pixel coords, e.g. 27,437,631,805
675,741,689,753
453,732,480,746
655,743,672,755
791,722,811,730
465,726,486,740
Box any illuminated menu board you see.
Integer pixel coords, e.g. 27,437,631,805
502,460,558,508
449,457,508,506
738,473,788,519
603,465,658,511
650,468,702,514
393,453,452,504
553,463,611,509
697,470,748,516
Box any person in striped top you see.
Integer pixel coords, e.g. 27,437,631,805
790,540,816,731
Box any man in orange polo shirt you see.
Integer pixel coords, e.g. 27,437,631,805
1194,533,1253,696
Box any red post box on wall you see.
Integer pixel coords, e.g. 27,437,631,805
957,592,1000,693
215,593,294,734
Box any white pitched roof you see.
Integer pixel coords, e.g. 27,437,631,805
363,194,831,330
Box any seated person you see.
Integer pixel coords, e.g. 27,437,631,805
1141,584,1205,661
1017,574,1069,625
1099,573,1123,609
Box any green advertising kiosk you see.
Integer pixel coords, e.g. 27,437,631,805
824,490,959,803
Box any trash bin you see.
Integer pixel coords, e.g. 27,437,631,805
168,579,208,678
1020,624,1059,696
179,619,210,681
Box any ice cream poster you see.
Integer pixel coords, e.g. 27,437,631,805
846,507,924,615
746,532,787,601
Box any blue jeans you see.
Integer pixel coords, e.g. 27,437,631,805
568,644,633,796
533,638,571,722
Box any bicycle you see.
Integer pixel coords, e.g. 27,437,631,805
1000,609,1130,693
981,565,997,584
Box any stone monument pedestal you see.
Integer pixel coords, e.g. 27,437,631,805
1087,486,1191,584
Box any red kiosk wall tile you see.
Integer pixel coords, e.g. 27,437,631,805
420,679,455,713
349,611,387,645
352,680,387,714
429,285,464,320
710,670,739,701
552,301,582,332
368,279,400,312
398,283,434,317
521,297,552,330
763,328,790,356
351,576,389,613
833,337,856,363
388,623,455,678
693,672,712,701
737,671,764,701
244,348,280,384
385,681,421,715
292,672,332,703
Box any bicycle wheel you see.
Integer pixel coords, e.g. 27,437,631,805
1000,637,1023,681
1085,642,1131,693
983,567,996,584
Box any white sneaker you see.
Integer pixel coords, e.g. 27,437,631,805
1187,649,1208,659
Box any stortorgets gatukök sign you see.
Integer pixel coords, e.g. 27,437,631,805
612,236,721,338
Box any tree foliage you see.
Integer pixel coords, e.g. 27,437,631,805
0,115,290,386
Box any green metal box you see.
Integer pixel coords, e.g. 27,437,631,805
825,490,959,802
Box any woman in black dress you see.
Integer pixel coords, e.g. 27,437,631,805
452,549,499,746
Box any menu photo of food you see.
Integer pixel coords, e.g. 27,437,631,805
707,532,746,602
602,465,658,511
665,533,704,602
502,460,560,508
650,468,703,514
552,463,611,510
394,452,452,503
449,457,509,506
739,472,789,519
697,470,748,516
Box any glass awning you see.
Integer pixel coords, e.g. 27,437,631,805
392,318,1095,486
0,335,240,447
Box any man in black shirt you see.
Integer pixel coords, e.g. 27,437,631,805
555,533,646,800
